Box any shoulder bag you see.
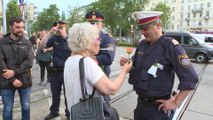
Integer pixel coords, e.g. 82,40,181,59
71,58,119,120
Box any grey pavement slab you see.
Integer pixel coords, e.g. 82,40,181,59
181,63,213,120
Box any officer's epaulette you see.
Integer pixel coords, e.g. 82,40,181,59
171,39,179,45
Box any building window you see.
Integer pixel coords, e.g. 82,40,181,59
187,13,190,18
181,6,184,11
193,13,196,18
207,2,211,7
206,11,210,16
172,16,175,20
172,0,176,3
201,3,203,8
188,5,190,10
181,14,184,19
172,7,175,12
181,0,184,4
200,13,202,17
198,20,202,26
187,22,189,26
194,4,197,9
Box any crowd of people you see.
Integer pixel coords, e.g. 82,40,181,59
0,10,198,120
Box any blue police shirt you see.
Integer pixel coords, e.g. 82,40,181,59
46,35,71,68
129,35,198,97
97,31,116,76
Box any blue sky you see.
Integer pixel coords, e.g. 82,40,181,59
25,0,96,14
4,0,96,15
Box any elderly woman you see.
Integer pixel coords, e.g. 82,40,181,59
64,22,132,117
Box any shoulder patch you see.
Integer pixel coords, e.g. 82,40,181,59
178,54,191,68
171,39,179,45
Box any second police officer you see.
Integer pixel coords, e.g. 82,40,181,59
85,11,116,77
120,11,198,120
41,20,71,120
85,11,116,104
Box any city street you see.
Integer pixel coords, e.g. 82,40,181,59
0,46,213,120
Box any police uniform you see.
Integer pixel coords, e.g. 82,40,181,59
85,11,116,77
129,11,198,120
45,20,71,120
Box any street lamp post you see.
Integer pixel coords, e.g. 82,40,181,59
130,25,134,43
2,0,7,34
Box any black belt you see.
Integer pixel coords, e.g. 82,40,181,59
139,95,170,103
48,67,64,74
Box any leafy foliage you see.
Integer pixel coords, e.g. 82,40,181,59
31,4,60,32
151,2,172,29
87,0,149,36
6,0,21,33
67,7,85,27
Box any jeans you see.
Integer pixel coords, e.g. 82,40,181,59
1,87,31,120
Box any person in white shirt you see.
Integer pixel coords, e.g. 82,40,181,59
64,22,132,119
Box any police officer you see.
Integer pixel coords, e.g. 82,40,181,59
42,20,71,120
120,11,198,120
85,11,116,105
85,11,116,77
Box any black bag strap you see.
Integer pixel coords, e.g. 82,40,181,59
79,57,96,101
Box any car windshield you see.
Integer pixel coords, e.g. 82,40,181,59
189,33,205,44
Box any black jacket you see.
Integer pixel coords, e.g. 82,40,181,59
0,33,34,89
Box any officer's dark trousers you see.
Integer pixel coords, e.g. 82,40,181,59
134,97,171,120
49,72,70,117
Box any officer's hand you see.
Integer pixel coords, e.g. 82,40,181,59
156,96,178,113
13,79,22,88
120,57,128,66
58,26,67,38
122,60,132,73
42,48,48,53
2,69,15,79
50,26,58,34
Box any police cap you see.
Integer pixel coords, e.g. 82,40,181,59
85,11,104,21
131,11,163,30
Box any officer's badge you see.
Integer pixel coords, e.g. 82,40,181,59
172,39,179,45
138,51,143,55
92,15,96,20
178,55,191,68
54,41,59,45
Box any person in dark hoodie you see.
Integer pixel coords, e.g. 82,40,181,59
0,16,34,120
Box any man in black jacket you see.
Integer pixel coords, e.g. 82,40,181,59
0,16,34,120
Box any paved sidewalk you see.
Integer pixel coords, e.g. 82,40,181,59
180,63,213,120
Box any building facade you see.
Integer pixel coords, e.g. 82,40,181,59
145,0,213,32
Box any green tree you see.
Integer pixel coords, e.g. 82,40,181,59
6,0,21,33
86,0,149,39
152,2,172,30
31,4,60,32
67,6,85,27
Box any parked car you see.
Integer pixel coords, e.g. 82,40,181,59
193,33,213,46
164,31,213,63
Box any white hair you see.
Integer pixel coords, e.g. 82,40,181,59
68,22,99,53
